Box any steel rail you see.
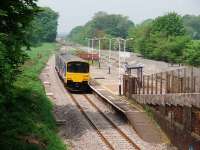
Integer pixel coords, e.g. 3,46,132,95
83,94,141,150
54,57,140,150
68,92,114,150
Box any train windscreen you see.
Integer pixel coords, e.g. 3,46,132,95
67,62,89,73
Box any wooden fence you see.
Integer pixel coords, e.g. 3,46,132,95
123,67,200,145
123,67,200,95
123,67,200,107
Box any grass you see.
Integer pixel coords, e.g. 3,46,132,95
0,43,67,150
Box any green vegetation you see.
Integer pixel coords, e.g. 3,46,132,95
0,1,63,149
0,0,39,103
183,15,200,40
183,40,200,66
129,13,190,63
129,12,200,66
67,11,134,47
0,1,58,103
26,7,59,46
68,12,200,66
0,43,66,150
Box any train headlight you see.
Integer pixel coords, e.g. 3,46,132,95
67,77,72,80
83,75,89,80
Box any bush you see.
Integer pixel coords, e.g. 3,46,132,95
0,43,66,150
129,12,191,64
183,40,200,66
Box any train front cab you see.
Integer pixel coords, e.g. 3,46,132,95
65,61,90,90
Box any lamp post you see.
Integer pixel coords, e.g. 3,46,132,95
86,38,91,61
108,39,112,74
118,38,122,95
86,38,95,63
122,38,133,63
98,39,101,68
95,37,105,69
91,38,94,63
107,38,119,74
109,39,112,64
97,37,119,73
87,36,124,95
88,39,90,54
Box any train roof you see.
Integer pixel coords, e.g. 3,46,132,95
57,52,88,63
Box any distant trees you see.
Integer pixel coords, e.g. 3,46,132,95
129,13,191,64
182,15,200,40
128,12,200,66
26,7,59,46
68,11,200,67
93,11,134,38
128,19,153,54
68,26,89,45
151,13,186,36
183,40,200,66
67,11,134,47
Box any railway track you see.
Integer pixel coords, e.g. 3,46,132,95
68,92,140,150
50,55,167,150
53,55,140,149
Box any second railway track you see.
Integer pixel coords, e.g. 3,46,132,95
68,91,140,150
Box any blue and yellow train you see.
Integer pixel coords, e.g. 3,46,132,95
55,53,90,91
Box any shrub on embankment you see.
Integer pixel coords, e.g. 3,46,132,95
0,43,67,150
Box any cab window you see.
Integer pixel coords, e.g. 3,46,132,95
67,62,89,73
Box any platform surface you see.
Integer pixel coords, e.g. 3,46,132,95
89,79,168,144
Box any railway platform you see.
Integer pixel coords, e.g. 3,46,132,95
89,78,169,144
88,57,170,144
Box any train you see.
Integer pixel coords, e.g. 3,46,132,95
55,52,90,91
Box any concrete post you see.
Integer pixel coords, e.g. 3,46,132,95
183,106,192,131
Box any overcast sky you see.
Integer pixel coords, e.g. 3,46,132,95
38,0,200,34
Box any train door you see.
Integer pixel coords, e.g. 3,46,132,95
62,64,66,79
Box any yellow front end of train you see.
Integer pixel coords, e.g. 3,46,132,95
65,61,90,90
55,53,90,91
66,73,90,83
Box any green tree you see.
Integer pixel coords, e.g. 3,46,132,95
183,15,200,40
183,40,200,66
128,20,152,53
93,12,134,38
0,0,38,102
67,11,135,47
152,12,185,36
129,12,190,63
26,7,59,46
